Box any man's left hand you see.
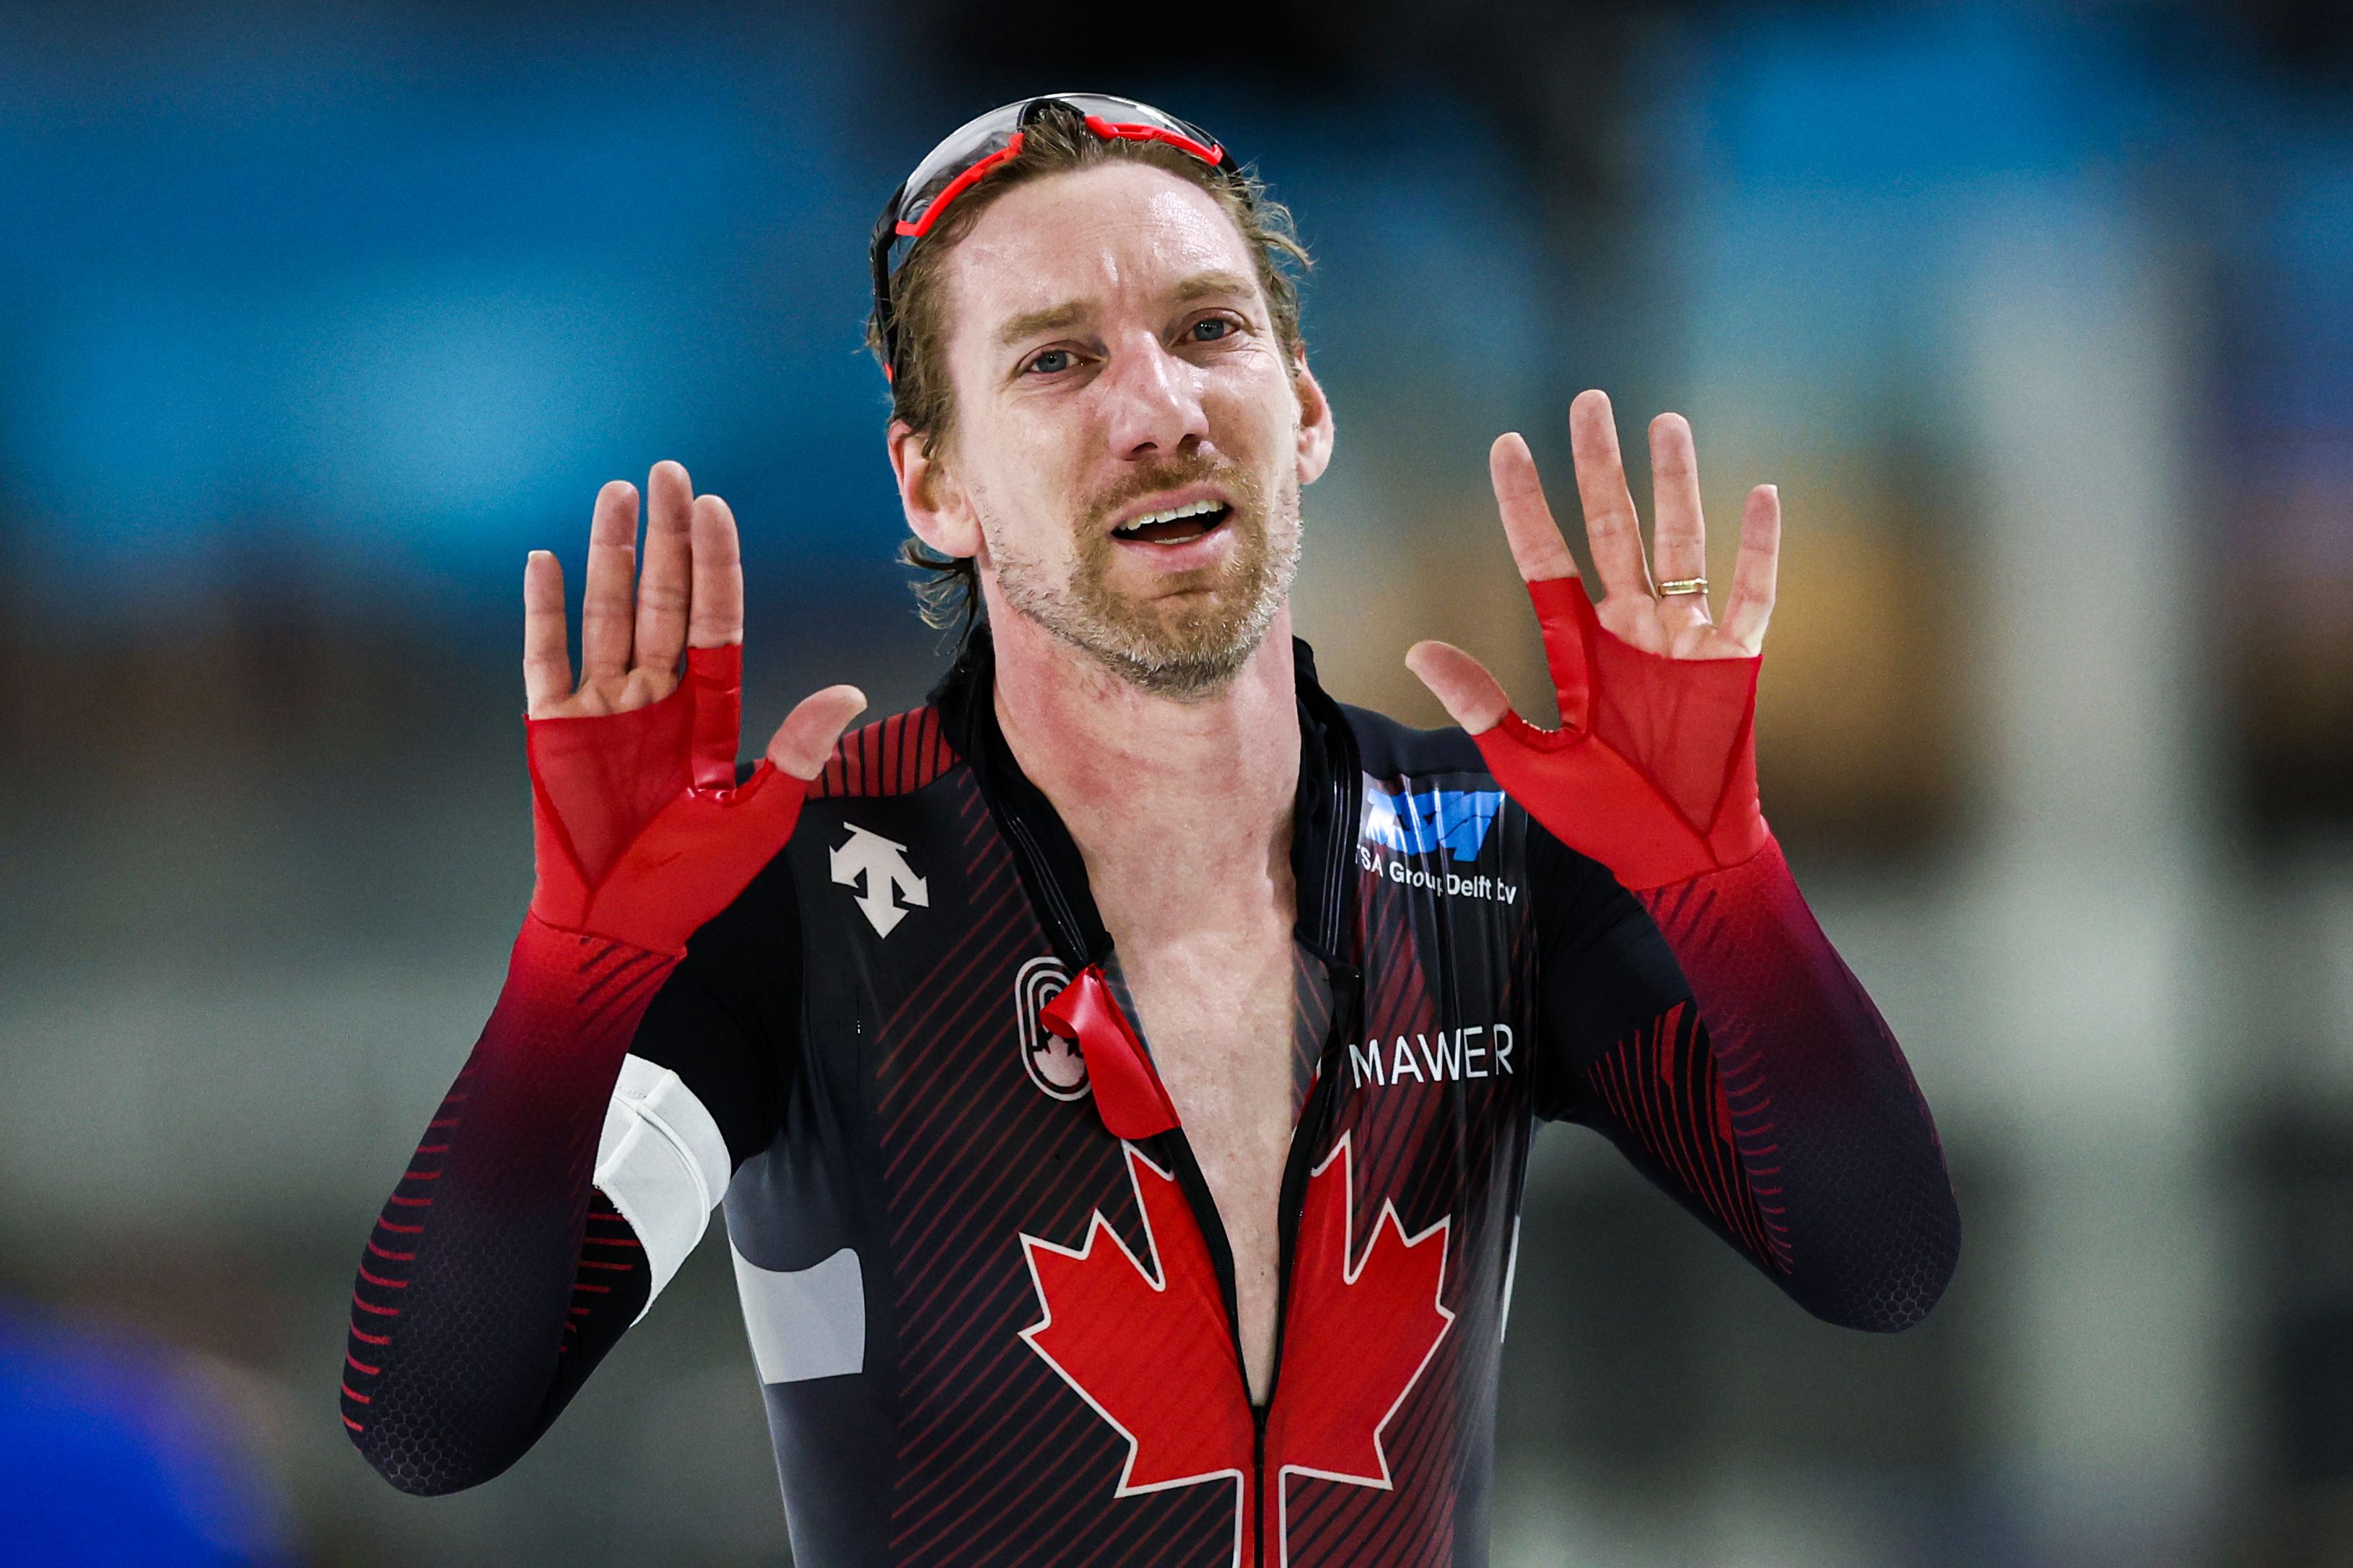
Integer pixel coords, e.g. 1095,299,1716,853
1407,390,1781,890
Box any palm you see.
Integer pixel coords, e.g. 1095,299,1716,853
1597,599,1760,662
545,664,682,720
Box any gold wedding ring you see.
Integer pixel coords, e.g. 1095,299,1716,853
1656,577,1708,597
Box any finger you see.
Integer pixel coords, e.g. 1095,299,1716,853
1648,413,1708,595
523,549,571,713
767,684,869,779
688,494,746,648
580,480,640,683
635,460,694,677
1404,641,1512,735
1720,483,1781,654
1488,434,1579,583
1568,390,1652,601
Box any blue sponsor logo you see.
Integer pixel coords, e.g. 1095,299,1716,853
1360,784,1503,864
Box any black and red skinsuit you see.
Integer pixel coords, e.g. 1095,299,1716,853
341,596,1959,1567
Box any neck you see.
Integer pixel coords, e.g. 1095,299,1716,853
987,595,1301,888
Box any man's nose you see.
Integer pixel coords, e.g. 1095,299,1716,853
1099,332,1210,460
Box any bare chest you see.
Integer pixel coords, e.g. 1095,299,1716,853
1114,926,1306,1402
1119,934,1301,1173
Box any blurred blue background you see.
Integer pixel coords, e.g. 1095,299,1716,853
1,2,2348,1564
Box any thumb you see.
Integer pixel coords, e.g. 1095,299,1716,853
766,685,868,779
1405,641,1512,735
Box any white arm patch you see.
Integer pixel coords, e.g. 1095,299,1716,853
733,1245,865,1385
591,1054,732,1321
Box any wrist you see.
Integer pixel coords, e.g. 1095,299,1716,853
493,912,676,1056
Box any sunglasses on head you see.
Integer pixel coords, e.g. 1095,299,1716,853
869,94,1242,381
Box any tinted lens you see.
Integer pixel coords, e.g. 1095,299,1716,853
892,93,1224,237
1041,92,1189,131
1039,93,1225,165
894,102,1029,234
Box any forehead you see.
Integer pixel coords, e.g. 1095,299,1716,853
942,162,1258,325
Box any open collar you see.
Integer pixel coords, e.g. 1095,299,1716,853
929,625,1362,973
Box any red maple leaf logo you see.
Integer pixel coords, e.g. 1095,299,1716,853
1019,1135,1451,1567
1265,1136,1454,1507
1019,1146,1255,1562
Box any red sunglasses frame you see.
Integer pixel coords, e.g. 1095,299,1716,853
894,118,1226,242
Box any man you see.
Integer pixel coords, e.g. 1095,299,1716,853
341,95,1957,1566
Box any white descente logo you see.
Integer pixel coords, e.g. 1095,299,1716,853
831,823,929,938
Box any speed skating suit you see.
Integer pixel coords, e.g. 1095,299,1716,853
341,592,1960,1568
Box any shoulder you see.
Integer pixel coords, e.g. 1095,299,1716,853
1337,699,1630,918
808,706,961,801
1336,702,1488,784
723,706,964,805
1333,702,1520,872
700,704,966,936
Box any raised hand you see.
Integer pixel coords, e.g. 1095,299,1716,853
521,461,865,952
1407,391,1778,890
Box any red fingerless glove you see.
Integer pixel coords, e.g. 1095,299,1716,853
1473,577,1769,890
525,643,811,955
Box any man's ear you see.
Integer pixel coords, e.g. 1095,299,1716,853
888,420,984,563
1292,354,1335,486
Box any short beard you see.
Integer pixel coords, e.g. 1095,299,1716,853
991,456,1301,702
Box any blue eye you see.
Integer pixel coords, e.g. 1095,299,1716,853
1189,317,1235,342
1028,349,1073,375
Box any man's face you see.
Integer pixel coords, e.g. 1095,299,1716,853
925,162,1331,698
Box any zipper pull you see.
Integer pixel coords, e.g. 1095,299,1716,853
1040,967,1181,1139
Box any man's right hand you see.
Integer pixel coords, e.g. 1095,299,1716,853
520,461,865,952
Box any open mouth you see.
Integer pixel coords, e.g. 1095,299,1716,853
1112,497,1231,545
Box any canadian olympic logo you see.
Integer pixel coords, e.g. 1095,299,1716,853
1015,955,1089,1101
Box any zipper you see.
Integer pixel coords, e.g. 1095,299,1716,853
961,639,1366,1565
1255,693,1363,1423
977,684,1269,1437
1244,698,1363,1568
1003,808,1091,960
1252,1406,1269,1568
1256,955,1359,1422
